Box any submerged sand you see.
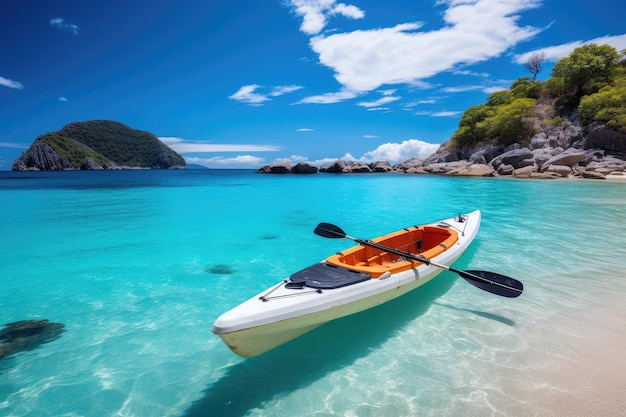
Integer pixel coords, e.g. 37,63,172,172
516,293,626,416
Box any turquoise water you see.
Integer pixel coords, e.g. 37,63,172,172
1,170,624,416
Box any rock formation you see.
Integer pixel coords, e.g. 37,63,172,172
259,116,625,179
13,120,186,171
0,319,65,359
12,140,74,171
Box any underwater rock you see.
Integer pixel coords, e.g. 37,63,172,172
207,264,235,275
0,319,65,359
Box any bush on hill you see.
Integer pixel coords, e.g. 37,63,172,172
449,44,626,149
58,120,185,168
40,133,114,168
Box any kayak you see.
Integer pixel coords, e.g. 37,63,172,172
213,210,481,357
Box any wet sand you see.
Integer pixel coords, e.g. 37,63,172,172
518,294,626,416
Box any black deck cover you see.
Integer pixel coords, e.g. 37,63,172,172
288,263,372,289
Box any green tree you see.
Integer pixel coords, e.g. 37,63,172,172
551,43,620,102
486,90,513,107
450,98,536,148
579,84,626,133
450,104,495,147
481,98,537,145
510,77,543,99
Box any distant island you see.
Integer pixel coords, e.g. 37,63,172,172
13,120,186,171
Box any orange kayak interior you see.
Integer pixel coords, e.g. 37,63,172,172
325,225,459,278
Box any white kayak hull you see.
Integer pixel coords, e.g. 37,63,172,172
213,210,481,357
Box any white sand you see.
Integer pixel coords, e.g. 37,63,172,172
606,174,626,181
517,294,626,416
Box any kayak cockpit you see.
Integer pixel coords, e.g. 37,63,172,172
288,263,372,289
325,225,459,277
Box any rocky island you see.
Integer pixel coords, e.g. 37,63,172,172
261,116,625,179
260,44,626,179
13,120,186,171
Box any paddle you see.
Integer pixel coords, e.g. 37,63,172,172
314,222,523,298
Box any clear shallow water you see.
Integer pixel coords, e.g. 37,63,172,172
1,170,624,416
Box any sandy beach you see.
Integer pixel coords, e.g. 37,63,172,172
606,174,626,181
517,292,626,416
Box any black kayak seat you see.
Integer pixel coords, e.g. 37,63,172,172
288,262,372,289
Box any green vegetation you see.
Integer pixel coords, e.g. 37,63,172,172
551,44,620,102
451,97,536,148
578,67,626,133
56,120,186,168
40,133,114,168
449,44,626,149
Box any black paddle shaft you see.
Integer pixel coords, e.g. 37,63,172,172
314,222,523,298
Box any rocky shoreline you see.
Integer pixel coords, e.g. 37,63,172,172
258,119,626,179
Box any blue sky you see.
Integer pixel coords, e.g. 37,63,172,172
1,0,625,169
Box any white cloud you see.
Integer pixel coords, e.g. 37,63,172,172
58,97,68,102
296,88,358,104
270,85,304,96
50,17,81,35
404,99,437,107
482,85,509,94
431,111,462,117
290,0,542,101
287,154,309,162
443,85,484,93
229,84,270,106
331,3,365,20
230,84,303,105
360,139,440,164
185,155,266,169
414,110,462,117
0,142,29,149
0,75,24,89
279,139,440,167
443,83,510,94
513,33,626,64
453,69,490,77
357,91,401,108
297,128,314,132
289,0,365,35
159,137,281,153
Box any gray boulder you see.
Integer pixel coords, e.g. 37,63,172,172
529,133,549,150
81,158,104,170
370,160,393,172
490,148,534,170
583,156,626,174
584,125,626,155
258,161,292,173
394,158,425,172
350,163,373,173
541,149,587,170
424,161,469,174
323,160,351,173
512,165,538,177
469,146,504,165
544,164,572,177
291,162,318,174
580,170,607,179
454,164,496,177
497,164,515,175
405,167,428,174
